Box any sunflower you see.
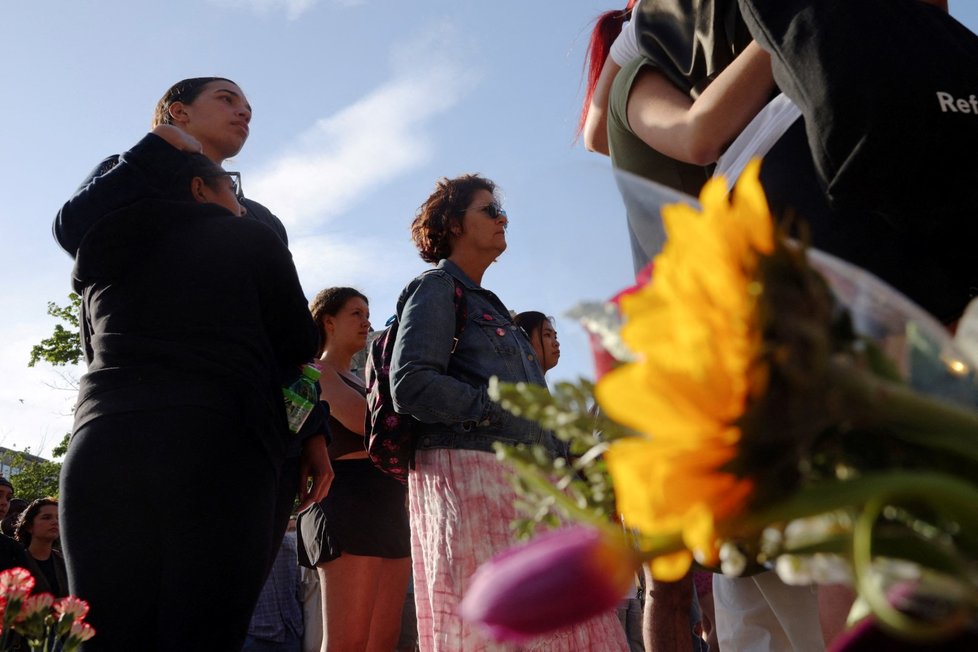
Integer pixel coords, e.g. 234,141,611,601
597,160,774,579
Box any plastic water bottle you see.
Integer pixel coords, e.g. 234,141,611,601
283,364,321,433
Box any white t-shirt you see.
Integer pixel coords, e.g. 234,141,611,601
609,4,642,66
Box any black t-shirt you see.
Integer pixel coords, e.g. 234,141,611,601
33,555,61,596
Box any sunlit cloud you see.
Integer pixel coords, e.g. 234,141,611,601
208,0,351,20
0,322,78,458
289,233,423,301
244,22,479,236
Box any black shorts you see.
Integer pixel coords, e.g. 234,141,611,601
297,458,410,566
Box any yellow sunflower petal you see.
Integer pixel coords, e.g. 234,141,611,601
650,550,694,582
597,159,777,566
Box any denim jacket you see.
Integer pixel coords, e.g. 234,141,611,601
390,259,558,455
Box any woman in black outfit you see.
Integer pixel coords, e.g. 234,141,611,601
58,151,319,651
54,78,333,574
17,498,67,598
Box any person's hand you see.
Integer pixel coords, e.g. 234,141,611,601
296,434,333,511
150,124,203,154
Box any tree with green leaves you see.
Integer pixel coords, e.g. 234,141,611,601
28,293,83,368
19,294,84,498
4,443,66,501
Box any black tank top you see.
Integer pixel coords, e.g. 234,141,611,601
326,373,368,460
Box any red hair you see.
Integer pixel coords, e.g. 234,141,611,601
577,1,638,138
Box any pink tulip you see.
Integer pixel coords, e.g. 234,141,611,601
460,526,637,643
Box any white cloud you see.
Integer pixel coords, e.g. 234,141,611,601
245,23,479,236
0,322,78,458
289,232,422,301
290,233,379,294
208,0,324,20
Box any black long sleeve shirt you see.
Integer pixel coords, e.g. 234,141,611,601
70,197,319,461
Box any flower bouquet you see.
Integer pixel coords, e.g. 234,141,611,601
461,161,978,646
0,568,95,652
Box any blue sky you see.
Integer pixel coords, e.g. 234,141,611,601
1,1,976,457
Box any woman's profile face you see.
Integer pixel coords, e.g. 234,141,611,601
534,321,560,372
0,486,11,521
174,81,252,161
327,297,371,352
455,189,508,258
29,505,59,542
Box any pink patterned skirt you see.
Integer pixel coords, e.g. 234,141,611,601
409,448,628,651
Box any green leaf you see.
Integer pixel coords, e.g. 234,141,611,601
28,294,82,368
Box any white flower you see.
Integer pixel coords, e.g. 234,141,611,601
783,513,851,549
810,554,853,584
720,542,747,576
775,555,813,585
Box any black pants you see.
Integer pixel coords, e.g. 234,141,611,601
60,407,280,652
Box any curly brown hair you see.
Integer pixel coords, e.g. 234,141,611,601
410,174,497,263
309,287,369,357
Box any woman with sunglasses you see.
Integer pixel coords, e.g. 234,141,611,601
389,174,627,651
60,151,319,650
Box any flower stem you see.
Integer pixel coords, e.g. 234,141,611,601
830,360,978,461
853,495,976,642
741,471,978,557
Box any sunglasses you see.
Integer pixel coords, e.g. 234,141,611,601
203,170,243,199
224,171,244,200
465,203,507,220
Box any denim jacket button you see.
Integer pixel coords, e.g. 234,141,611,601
527,354,535,361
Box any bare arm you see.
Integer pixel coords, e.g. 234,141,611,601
296,434,333,511
583,59,622,156
643,567,694,652
627,41,774,165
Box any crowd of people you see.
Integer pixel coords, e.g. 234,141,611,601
48,72,607,651
38,0,978,650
